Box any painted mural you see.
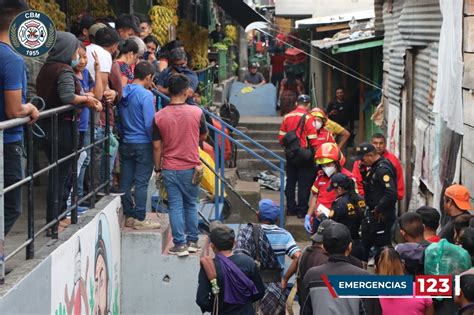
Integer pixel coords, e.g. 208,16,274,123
51,198,121,315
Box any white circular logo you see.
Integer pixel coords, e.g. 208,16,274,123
18,19,48,49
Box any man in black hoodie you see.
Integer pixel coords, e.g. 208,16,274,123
36,32,101,233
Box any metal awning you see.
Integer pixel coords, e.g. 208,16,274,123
296,10,375,29
214,0,269,29
312,35,383,54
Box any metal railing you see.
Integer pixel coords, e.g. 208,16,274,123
0,102,111,284
153,90,286,227
196,63,218,108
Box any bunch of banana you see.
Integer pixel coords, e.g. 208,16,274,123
27,0,67,30
177,20,208,69
149,5,176,46
159,0,178,10
89,0,116,19
225,25,237,43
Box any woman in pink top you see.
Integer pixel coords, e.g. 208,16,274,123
375,246,434,315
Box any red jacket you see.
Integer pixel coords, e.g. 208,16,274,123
279,107,335,150
311,168,354,210
351,151,405,200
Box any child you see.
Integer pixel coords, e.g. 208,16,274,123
72,43,104,212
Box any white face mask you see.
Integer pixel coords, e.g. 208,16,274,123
323,165,337,178
315,121,323,130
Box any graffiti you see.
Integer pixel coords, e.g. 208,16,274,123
52,198,121,315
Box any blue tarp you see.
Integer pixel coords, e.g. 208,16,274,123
229,82,277,116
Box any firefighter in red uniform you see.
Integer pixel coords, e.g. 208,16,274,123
279,95,329,218
352,133,405,200
304,142,354,233
308,107,335,149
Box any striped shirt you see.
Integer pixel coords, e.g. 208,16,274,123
261,224,300,269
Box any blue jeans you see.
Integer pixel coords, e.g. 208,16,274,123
119,143,153,221
77,127,91,198
162,169,199,246
4,141,24,235
95,126,117,184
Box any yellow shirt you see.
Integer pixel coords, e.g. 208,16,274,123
325,119,345,136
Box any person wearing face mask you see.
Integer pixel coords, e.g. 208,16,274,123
155,48,198,105
305,142,354,234
355,142,397,262
307,108,339,149
309,108,351,149
116,39,139,85
279,95,331,219
36,32,102,229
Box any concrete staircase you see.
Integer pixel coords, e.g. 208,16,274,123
235,116,284,174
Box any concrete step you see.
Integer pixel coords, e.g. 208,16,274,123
121,212,209,314
240,130,278,141
238,139,283,151
238,122,282,131
236,158,282,170
285,215,310,242
237,148,285,159
225,180,261,224
225,167,238,186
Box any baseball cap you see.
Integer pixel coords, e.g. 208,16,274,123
297,94,311,104
88,23,107,37
258,199,280,223
116,14,141,34
209,221,235,249
311,219,335,243
354,142,376,159
445,184,473,211
327,173,352,192
322,222,351,255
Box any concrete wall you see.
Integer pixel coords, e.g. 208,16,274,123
0,196,122,315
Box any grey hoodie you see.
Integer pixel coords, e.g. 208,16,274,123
46,31,80,104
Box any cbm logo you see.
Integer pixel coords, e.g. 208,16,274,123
8,10,56,58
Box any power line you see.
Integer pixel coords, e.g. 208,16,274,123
257,27,383,91
266,25,381,87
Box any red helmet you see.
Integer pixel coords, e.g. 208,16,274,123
315,142,340,165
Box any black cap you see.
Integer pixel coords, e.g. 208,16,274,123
116,14,141,34
322,222,351,255
311,219,335,243
327,173,353,192
297,94,311,104
209,221,235,249
354,142,376,159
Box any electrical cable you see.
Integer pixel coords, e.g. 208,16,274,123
265,25,380,87
256,27,383,91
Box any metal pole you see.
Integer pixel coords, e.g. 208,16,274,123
279,161,285,228
219,124,225,219
71,115,78,224
89,109,95,209
51,114,59,239
104,103,110,194
213,131,219,221
26,125,35,259
0,130,5,284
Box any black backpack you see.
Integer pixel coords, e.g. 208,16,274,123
281,115,313,163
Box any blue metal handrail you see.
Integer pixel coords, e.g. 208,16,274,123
153,90,286,227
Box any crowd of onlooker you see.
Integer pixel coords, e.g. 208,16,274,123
1,1,203,238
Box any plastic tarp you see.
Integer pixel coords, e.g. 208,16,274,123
229,82,277,116
431,0,464,212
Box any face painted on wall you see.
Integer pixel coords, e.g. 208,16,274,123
94,251,108,315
